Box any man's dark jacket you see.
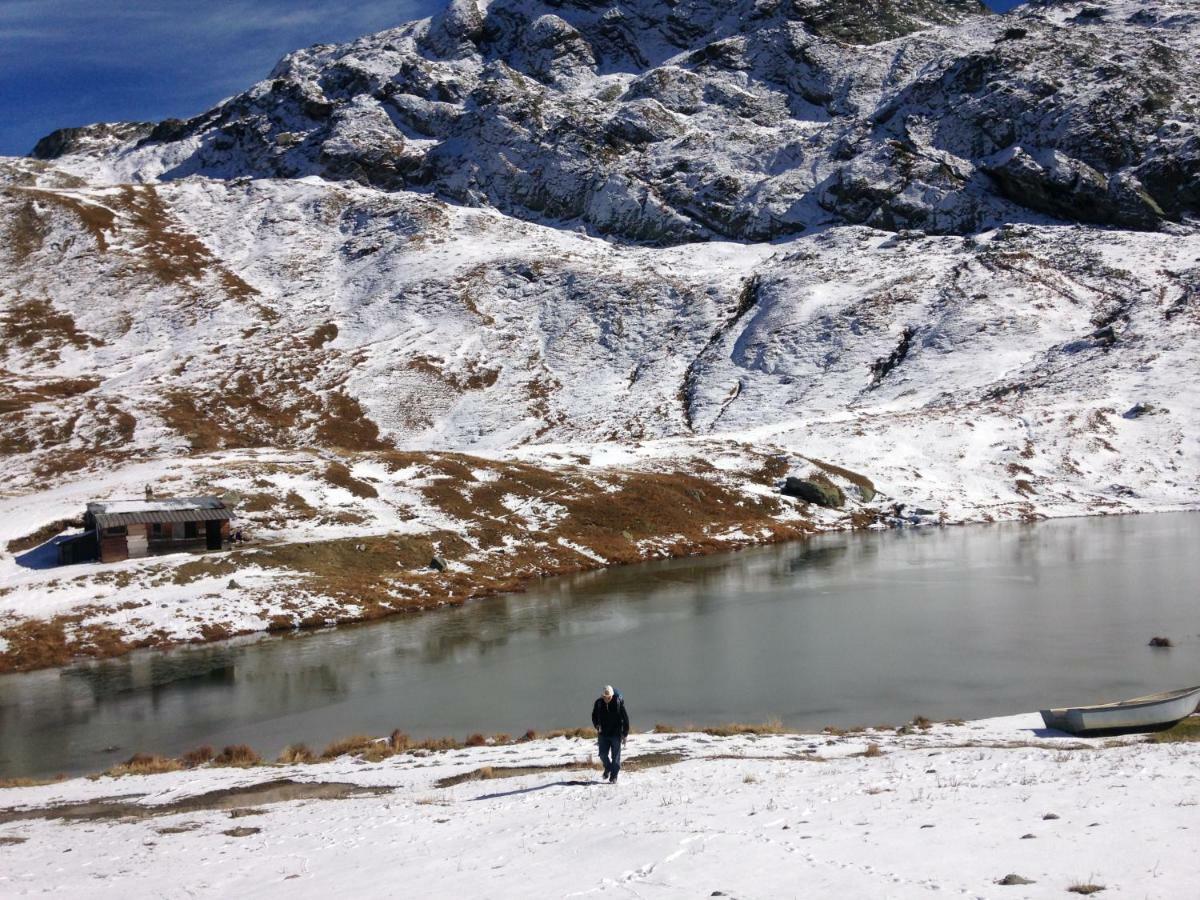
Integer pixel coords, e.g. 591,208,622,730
592,696,630,738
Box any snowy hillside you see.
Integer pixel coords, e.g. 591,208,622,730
1,0,1198,670
4,714,1200,897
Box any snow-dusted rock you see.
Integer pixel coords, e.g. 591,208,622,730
31,0,1200,241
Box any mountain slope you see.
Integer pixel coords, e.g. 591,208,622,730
0,0,1197,668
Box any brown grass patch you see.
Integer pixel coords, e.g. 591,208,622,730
541,728,596,741
14,188,114,251
0,377,100,416
0,298,101,361
321,734,382,760
1150,716,1200,744
104,753,182,778
702,720,785,737
1067,883,1105,895
5,518,80,554
0,776,66,790
180,745,215,767
277,744,316,764
324,461,378,499
213,745,261,767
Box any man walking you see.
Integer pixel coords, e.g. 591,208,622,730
591,684,629,783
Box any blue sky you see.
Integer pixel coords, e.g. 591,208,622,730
0,0,1024,158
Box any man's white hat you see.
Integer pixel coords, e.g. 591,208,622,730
602,685,614,697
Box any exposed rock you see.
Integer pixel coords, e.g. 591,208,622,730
997,873,1036,886
31,0,1198,242
782,476,845,509
1124,402,1165,419
31,122,154,160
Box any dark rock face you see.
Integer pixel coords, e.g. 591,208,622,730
31,122,154,160
782,476,845,508
31,0,1200,242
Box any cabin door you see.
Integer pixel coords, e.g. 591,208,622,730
205,520,222,550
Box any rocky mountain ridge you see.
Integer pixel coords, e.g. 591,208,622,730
30,0,1200,242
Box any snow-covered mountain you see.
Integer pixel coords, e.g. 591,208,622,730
30,0,1200,239
1,0,1197,668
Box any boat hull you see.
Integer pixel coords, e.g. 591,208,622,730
1040,686,1200,736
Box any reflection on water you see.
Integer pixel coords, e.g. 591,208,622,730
2,513,1198,778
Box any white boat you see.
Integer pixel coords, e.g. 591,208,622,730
1040,685,1200,735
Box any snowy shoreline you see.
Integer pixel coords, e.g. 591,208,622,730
3,712,1198,897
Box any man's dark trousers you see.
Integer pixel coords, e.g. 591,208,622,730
598,733,621,779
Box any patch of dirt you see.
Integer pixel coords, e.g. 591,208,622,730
0,779,390,824
436,752,685,789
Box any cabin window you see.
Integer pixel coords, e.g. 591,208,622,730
184,521,198,539
150,523,164,538
103,526,127,536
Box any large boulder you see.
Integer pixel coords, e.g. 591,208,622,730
781,476,845,509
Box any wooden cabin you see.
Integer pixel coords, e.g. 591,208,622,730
80,497,234,564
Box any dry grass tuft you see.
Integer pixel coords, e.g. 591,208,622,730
856,743,884,758
104,753,182,778
1067,883,1105,895
321,734,379,760
180,745,214,768
324,461,378,499
389,730,410,752
464,733,487,747
1150,717,1200,744
702,720,785,737
277,744,315,764
1148,636,1173,648
541,728,596,741
519,729,539,742
0,775,66,790
213,745,262,767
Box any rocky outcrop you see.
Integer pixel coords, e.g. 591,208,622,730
782,476,846,509
27,0,1200,242
31,122,154,160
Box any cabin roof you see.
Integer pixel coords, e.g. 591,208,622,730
87,497,233,528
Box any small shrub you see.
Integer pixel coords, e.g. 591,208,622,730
180,745,214,767
1067,883,1105,895
410,735,462,752
491,733,511,745
321,734,377,760
214,744,262,767
1148,636,1173,648
519,729,539,742
105,753,182,777
653,723,681,734
911,716,933,730
277,744,315,764
1151,717,1200,744
542,728,595,741
703,720,784,737
465,733,487,747
742,773,758,784
389,730,410,751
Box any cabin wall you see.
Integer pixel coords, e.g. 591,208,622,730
127,523,149,559
98,528,129,563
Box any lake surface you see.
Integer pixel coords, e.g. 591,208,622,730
2,513,1198,779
